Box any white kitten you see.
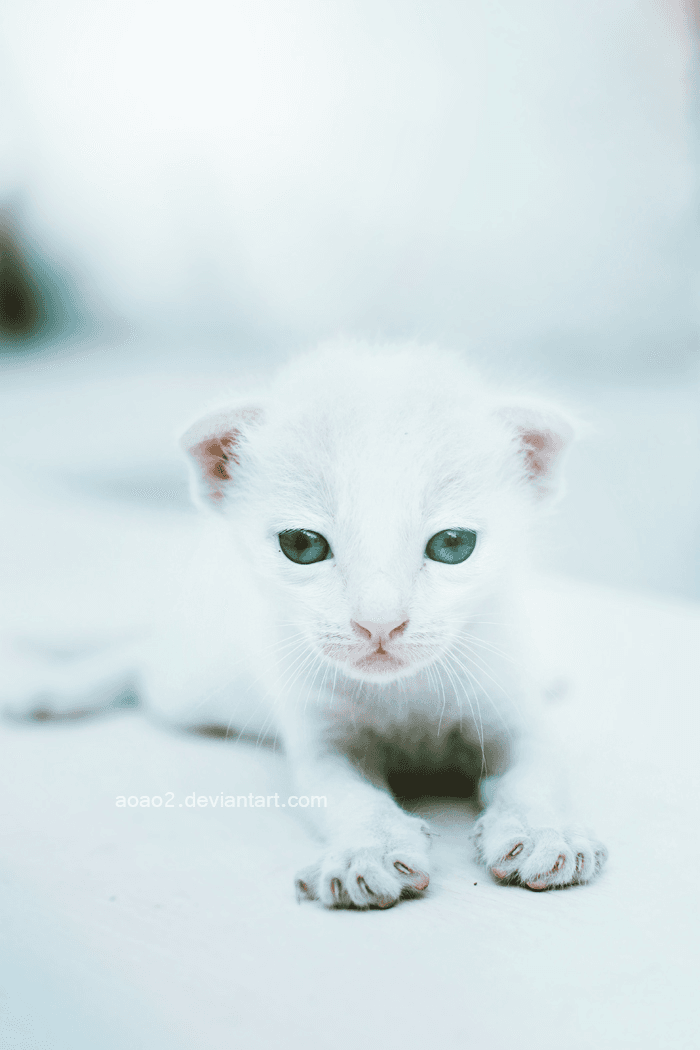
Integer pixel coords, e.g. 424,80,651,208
141,342,607,907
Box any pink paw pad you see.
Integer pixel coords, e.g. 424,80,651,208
525,879,549,891
525,853,566,892
492,842,524,881
394,861,430,891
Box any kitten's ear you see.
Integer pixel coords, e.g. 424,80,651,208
180,403,265,509
496,404,575,500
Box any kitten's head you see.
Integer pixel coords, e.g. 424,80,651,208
181,346,573,683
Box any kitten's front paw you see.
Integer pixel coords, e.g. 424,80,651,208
473,811,607,891
296,831,430,909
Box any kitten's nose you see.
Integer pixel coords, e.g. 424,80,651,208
352,619,409,644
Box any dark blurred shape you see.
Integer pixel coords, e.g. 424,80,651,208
0,211,88,351
387,766,479,803
0,224,41,339
350,727,483,802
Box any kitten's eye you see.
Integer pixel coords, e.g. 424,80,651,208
279,529,332,565
425,529,477,565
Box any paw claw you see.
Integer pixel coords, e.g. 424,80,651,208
393,861,429,891
295,873,317,902
475,814,607,891
296,829,431,910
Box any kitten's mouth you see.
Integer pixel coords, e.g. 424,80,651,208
321,639,417,679
354,646,405,674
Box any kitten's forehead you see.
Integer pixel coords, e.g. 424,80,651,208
278,356,489,454
261,362,500,527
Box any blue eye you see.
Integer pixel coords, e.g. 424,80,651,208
425,529,477,565
279,529,332,565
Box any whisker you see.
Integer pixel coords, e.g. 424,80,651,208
456,632,518,665
450,639,512,695
223,636,315,743
302,653,327,715
444,649,514,747
434,654,463,733
434,660,448,736
438,653,485,766
449,639,524,725
246,643,320,746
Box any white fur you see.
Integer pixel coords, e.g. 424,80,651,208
140,342,606,907
4,343,606,906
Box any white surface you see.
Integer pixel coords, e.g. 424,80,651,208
1,578,698,1049
0,351,697,1045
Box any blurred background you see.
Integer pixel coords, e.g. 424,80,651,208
0,0,698,600
0,7,699,1046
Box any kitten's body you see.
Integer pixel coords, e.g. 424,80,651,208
139,344,606,906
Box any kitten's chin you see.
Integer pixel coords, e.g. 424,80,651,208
329,650,426,684
320,640,437,683
354,651,405,676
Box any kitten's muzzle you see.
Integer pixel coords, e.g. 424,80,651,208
321,618,412,678
351,619,409,648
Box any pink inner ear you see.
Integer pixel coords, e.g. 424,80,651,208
191,430,240,501
183,404,264,506
497,405,573,498
520,428,554,480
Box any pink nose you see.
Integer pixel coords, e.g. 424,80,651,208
352,619,409,644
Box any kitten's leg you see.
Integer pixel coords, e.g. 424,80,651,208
287,728,431,909
473,733,607,890
0,639,141,719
